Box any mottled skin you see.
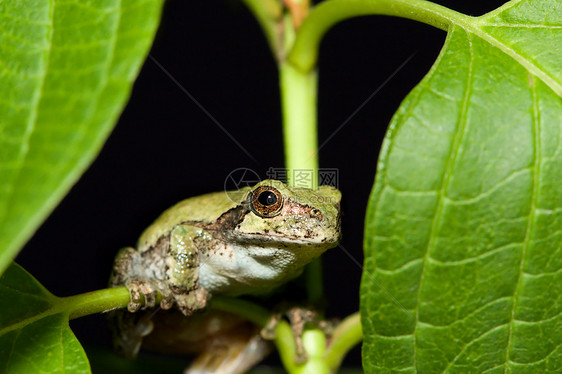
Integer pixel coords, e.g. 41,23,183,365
109,180,341,372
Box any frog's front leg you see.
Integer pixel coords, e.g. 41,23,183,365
109,224,209,315
109,246,168,312
166,224,209,315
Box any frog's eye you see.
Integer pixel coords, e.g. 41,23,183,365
250,186,284,218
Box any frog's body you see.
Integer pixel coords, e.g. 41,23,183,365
109,180,341,374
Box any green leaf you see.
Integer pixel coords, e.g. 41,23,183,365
0,263,90,373
361,0,562,372
0,0,164,273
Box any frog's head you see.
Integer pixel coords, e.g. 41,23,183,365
234,179,341,256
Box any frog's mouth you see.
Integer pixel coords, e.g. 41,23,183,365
231,230,340,249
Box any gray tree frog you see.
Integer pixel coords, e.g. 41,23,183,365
109,179,341,373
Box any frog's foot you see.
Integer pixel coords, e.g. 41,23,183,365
125,278,161,313
110,247,169,312
173,285,209,316
260,306,320,364
287,307,319,364
260,311,282,340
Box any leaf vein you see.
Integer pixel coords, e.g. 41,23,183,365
376,258,423,274
3,328,22,373
428,242,520,266
444,323,509,372
0,0,54,229
480,23,562,29
514,310,562,325
413,29,475,371
465,20,562,95
509,339,562,366
419,296,511,329
59,316,65,374
0,283,52,301
444,167,530,204
523,266,562,278
504,73,542,372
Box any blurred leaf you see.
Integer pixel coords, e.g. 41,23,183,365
0,263,90,373
361,0,562,372
86,344,188,374
0,0,164,273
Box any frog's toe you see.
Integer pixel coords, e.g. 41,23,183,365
143,290,159,309
260,312,281,340
136,282,158,308
127,287,142,313
160,295,174,310
125,279,161,312
175,296,197,316
174,286,209,316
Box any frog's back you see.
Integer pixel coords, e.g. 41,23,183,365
137,188,249,251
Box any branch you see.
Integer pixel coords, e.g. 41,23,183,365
289,0,469,72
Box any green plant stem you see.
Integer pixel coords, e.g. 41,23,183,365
61,287,364,374
279,13,323,306
324,312,363,370
63,288,301,373
280,60,323,304
289,0,470,72
275,320,299,372
280,60,319,188
240,0,283,57
296,328,330,374
64,286,131,320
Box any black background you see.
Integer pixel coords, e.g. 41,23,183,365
16,0,505,370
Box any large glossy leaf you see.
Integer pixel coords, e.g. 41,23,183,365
0,263,90,373
0,0,164,273
361,0,562,372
